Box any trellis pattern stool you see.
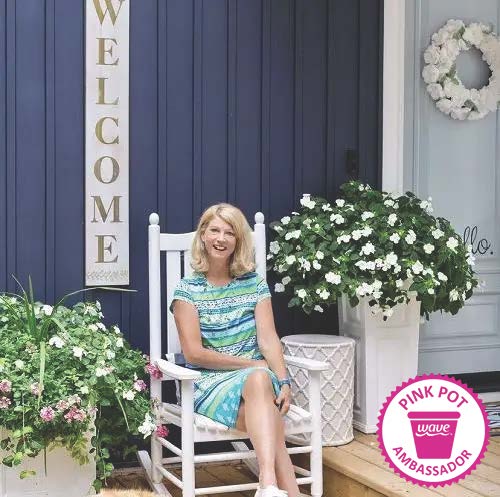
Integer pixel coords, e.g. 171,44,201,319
281,334,355,446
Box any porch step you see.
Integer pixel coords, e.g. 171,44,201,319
321,431,500,497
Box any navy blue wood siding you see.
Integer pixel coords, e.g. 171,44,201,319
0,0,382,351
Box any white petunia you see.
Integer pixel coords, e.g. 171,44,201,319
361,226,373,237
352,230,362,240
314,305,324,313
384,199,395,207
315,251,324,260
138,413,157,438
423,244,435,254
41,305,53,316
325,272,341,285
396,279,404,288
366,261,376,271
123,390,136,401
437,272,448,282
49,336,65,348
387,214,398,226
274,283,285,293
281,216,291,225
269,241,280,254
282,276,291,285
356,283,373,297
466,281,472,291
300,196,316,209
355,260,367,271
405,230,417,245
385,252,398,266
73,347,85,359
285,255,296,265
432,228,444,239
360,242,375,256
389,233,400,244
116,337,124,348
113,325,121,334
361,211,375,221
14,359,24,370
449,289,460,302
88,324,98,332
330,214,345,224
335,199,345,207
446,237,459,251
318,289,330,300
337,234,351,243
106,350,116,360
412,261,424,274
297,289,307,299
95,367,109,377
322,204,332,212
312,260,321,270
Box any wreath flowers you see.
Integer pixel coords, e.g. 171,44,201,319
422,19,500,120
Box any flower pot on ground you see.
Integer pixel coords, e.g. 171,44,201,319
268,181,478,433
0,282,160,495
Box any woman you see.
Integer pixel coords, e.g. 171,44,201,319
170,203,300,497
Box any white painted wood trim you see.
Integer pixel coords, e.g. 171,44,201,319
382,0,406,193
283,354,329,371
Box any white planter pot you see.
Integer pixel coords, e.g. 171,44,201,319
0,429,96,497
338,294,421,434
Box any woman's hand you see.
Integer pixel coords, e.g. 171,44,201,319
275,384,291,415
254,359,268,368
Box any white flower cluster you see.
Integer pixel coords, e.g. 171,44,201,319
422,19,500,120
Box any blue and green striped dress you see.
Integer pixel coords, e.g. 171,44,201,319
170,271,280,428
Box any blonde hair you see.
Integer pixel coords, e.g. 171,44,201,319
191,203,255,277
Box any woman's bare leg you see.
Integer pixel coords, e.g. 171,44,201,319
236,370,279,487
235,372,300,496
273,417,300,497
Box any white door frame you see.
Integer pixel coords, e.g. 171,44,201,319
382,0,406,193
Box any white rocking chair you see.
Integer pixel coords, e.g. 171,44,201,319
138,212,328,497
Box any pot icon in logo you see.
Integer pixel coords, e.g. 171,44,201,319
408,411,461,459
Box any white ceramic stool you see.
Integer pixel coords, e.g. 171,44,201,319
281,334,355,446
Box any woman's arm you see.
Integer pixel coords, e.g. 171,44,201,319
173,300,266,370
255,298,291,414
255,298,288,380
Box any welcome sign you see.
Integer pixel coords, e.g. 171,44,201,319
85,0,129,286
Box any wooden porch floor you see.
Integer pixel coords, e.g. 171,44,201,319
103,432,500,497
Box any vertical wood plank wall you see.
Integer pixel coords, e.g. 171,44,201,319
0,0,382,351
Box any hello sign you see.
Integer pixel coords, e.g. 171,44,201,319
85,0,129,286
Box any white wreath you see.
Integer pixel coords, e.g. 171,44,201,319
422,19,500,121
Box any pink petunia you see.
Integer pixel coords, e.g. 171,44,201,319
133,379,147,392
64,406,86,423
40,406,55,421
0,380,11,393
55,399,70,411
145,363,163,380
155,425,169,438
30,383,42,396
0,396,11,409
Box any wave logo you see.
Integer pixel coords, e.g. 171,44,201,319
408,411,460,459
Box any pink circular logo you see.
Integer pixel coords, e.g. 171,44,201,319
377,374,489,487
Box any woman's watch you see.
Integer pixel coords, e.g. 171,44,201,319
278,378,291,389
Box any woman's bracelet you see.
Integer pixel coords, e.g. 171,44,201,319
278,378,291,389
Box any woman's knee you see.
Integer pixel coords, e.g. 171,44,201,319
242,369,274,397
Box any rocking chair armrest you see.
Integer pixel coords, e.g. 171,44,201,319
283,355,329,371
155,358,201,381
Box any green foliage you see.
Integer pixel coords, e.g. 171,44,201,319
268,181,478,320
0,283,156,490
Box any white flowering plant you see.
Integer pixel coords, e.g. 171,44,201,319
422,19,500,121
0,281,164,492
268,181,478,319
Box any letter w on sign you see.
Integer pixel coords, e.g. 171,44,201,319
93,0,125,25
